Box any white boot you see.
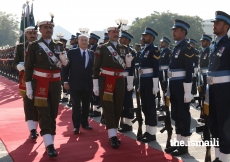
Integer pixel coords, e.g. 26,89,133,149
108,128,117,138
219,152,230,162
148,126,157,135
124,118,133,126
215,147,220,159
34,121,39,130
93,105,102,113
27,120,36,131
42,134,53,147
181,136,189,146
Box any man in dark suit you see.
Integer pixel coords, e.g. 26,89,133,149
63,34,94,134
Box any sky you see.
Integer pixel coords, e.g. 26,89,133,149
1,0,230,35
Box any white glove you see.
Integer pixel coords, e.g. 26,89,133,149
152,78,159,95
93,79,99,96
183,82,193,103
125,53,133,67
26,81,33,100
59,51,68,66
126,76,134,91
56,61,62,68
16,64,25,71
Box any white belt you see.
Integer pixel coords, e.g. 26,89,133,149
101,69,128,76
200,68,208,73
33,70,60,78
139,68,153,75
160,66,169,70
135,63,139,66
194,68,198,74
207,75,230,85
168,70,186,78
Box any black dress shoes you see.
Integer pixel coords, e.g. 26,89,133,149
46,144,58,158
118,124,132,132
89,111,101,117
213,158,221,162
67,101,72,107
73,128,80,134
109,136,120,148
141,132,156,142
82,125,93,130
60,97,68,103
171,146,188,156
164,146,178,153
30,129,39,139
100,117,106,125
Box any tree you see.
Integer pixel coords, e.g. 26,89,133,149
0,12,19,46
128,11,204,47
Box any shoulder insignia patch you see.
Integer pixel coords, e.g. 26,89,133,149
185,54,194,58
153,55,161,60
187,47,191,49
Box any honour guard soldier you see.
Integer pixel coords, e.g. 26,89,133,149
93,25,133,148
189,39,199,102
137,27,160,142
69,35,77,49
89,33,102,117
208,11,230,162
165,20,194,156
12,26,39,139
74,32,81,48
25,14,68,158
59,37,71,105
198,35,212,108
118,31,136,132
157,37,171,109
103,32,109,43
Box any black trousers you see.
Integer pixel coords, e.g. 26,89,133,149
70,89,91,128
170,79,191,136
208,83,230,154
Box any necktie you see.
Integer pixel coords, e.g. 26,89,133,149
82,51,86,68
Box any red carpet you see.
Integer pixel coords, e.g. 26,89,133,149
0,76,182,162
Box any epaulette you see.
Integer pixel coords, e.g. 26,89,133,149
17,43,23,46
54,40,63,45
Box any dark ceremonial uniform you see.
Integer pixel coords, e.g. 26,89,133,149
25,38,63,136
93,41,129,129
13,42,38,122
208,35,230,154
169,39,194,136
158,47,171,93
139,43,160,126
191,48,200,95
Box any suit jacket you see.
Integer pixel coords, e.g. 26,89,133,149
63,48,94,91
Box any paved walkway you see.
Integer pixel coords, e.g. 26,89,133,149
0,89,214,162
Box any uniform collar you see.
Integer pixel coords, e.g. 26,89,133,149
215,34,228,44
175,39,185,46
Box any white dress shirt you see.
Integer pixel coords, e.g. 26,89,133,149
80,48,89,68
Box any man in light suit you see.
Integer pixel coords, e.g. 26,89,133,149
63,35,94,134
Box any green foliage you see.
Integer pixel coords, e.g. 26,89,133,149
0,12,19,46
128,11,204,47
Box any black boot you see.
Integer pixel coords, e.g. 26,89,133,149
213,158,221,162
109,136,120,148
30,129,38,139
60,97,68,103
171,146,188,156
165,146,178,153
141,132,156,143
67,100,72,107
46,144,58,158
89,111,101,117
118,124,132,132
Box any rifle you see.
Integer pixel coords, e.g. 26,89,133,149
130,66,143,138
160,71,173,148
202,84,211,162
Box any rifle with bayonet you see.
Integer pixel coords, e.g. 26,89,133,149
130,66,143,138
202,84,211,162
160,70,173,148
